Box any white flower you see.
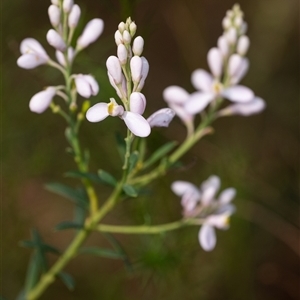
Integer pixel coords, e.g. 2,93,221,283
77,18,104,49
46,29,66,52
63,0,73,13
29,87,56,113
172,176,236,251
147,108,175,128
17,38,49,69
129,92,146,114
74,74,99,98
86,99,151,137
132,36,144,56
55,47,75,66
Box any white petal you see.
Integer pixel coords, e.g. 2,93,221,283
17,53,48,69
218,188,236,204
117,44,128,65
230,58,249,85
147,108,175,128
130,56,143,83
83,75,99,96
222,85,254,102
29,87,56,113
225,27,237,44
184,92,214,114
129,92,146,114
63,0,73,13
191,69,213,92
55,50,66,66
207,47,223,78
215,204,236,216
122,112,151,137
205,214,230,229
106,56,122,85
168,103,193,124
163,86,190,104
75,75,91,98
228,54,243,78
86,103,109,122
136,56,149,91
219,97,266,116
201,175,220,205
46,29,66,51
77,18,104,49
122,30,131,44
20,38,48,58
199,225,216,251
171,181,199,197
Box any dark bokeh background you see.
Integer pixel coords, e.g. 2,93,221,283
2,0,299,299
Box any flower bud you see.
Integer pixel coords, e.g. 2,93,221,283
77,18,104,49
122,30,131,44
114,30,123,45
130,56,142,83
132,36,144,56
136,56,149,91
129,22,137,36
222,17,231,29
130,92,146,114
225,27,237,44
55,47,75,66
217,35,229,58
147,108,175,128
48,5,61,27
234,15,243,27
68,4,81,28
237,35,250,56
63,0,73,13
75,74,99,98
29,87,56,113
118,22,126,33
51,0,60,5
117,44,128,65
47,29,66,51
228,54,243,78
207,47,223,78
106,56,122,85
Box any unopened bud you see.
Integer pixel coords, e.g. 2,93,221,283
129,22,137,36
237,35,250,56
106,56,122,84
130,56,143,83
47,29,66,51
118,22,126,33
225,27,237,44
63,0,73,13
130,92,146,114
228,54,243,77
114,30,123,45
48,5,61,27
68,4,81,28
122,30,131,44
117,44,128,65
132,36,144,56
217,35,229,57
222,17,231,30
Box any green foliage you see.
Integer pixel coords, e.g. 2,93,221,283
122,184,138,197
58,272,75,291
98,169,118,187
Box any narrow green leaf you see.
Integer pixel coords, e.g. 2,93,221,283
79,247,125,259
98,170,117,187
55,221,84,231
58,272,75,291
115,132,126,159
143,141,178,169
65,127,73,146
45,183,88,209
122,184,138,197
73,204,87,227
19,240,35,249
64,170,102,183
24,252,42,294
128,151,139,173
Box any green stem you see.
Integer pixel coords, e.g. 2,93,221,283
96,219,202,234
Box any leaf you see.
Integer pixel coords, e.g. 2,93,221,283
143,141,177,169
128,151,139,173
115,132,126,159
98,170,117,187
122,184,138,197
24,252,42,294
55,221,84,231
58,272,75,290
79,247,126,259
45,183,88,209
65,127,73,146
73,204,87,227
64,170,102,183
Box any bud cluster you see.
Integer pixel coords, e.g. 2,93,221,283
17,0,104,114
86,17,175,137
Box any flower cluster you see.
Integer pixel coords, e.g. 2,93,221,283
172,176,236,251
86,18,175,137
163,4,266,135
17,0,104,113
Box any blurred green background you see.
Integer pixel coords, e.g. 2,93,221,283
2,0,299,299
